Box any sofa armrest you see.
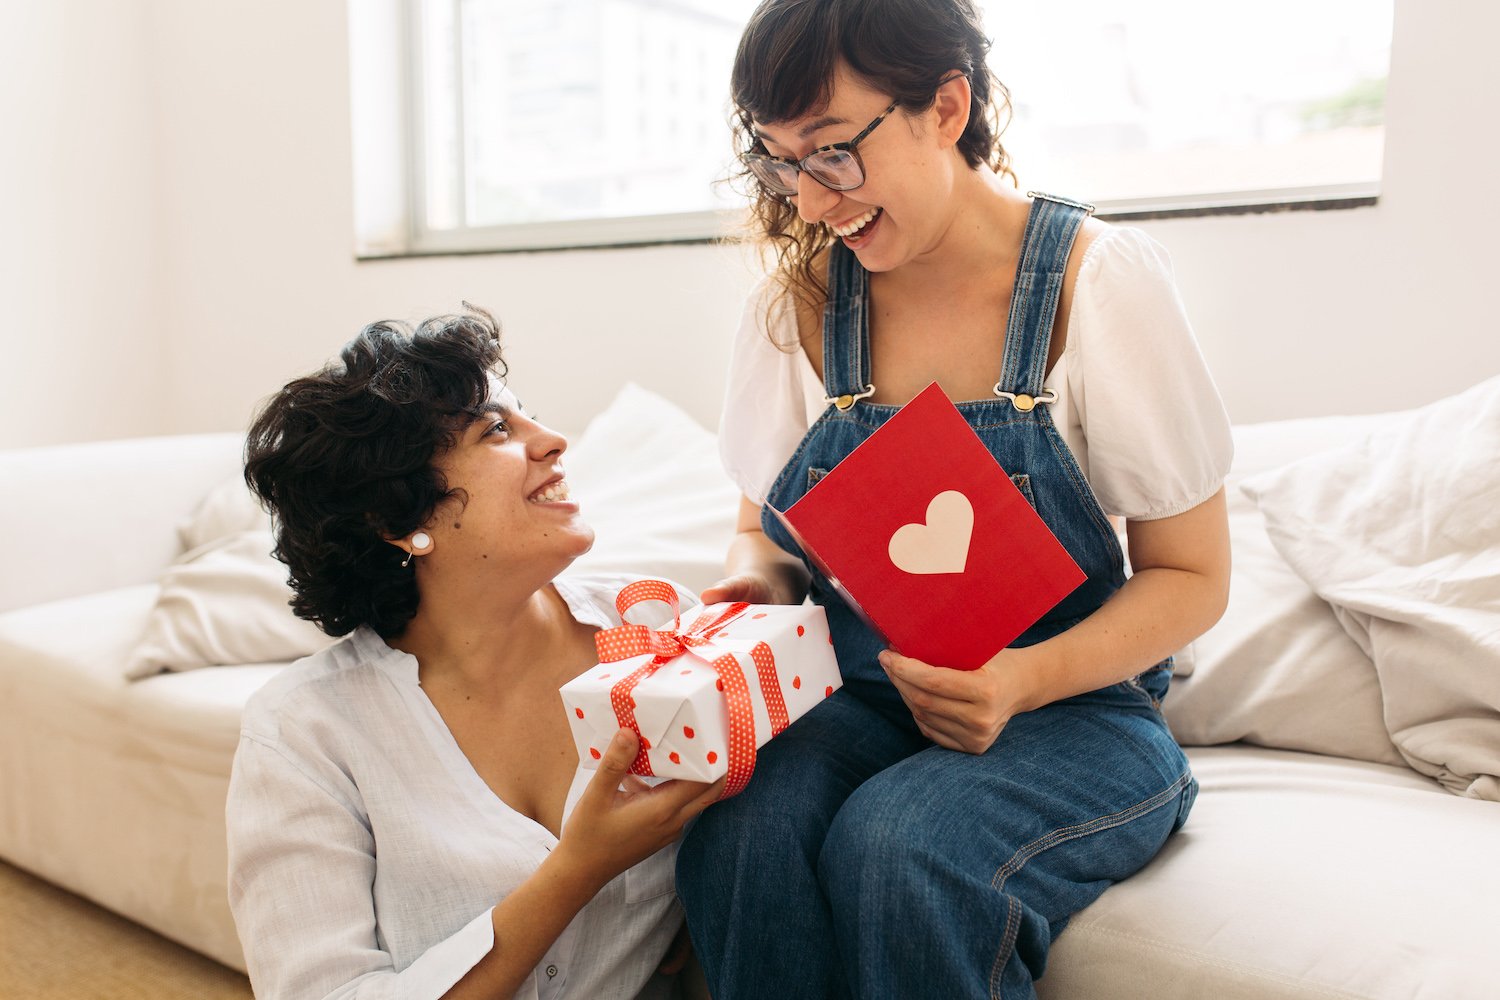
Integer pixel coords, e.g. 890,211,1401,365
0,432,245,612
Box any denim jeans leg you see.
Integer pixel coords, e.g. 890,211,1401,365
817,690,1194,1000
675,690,925,1000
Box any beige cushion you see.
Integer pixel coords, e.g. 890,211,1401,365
1163,415,1404,768
124,531,332,679
0,585,282,970
0,585,161,704
1042,746,1500,1000
1243,376,1500,799
178,471,270,551
550,382,739,595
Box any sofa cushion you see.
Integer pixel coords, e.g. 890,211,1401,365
1041,746,1500,1000
564,382,740,595
178,471,271,551
0,586,285,971
0,585,286,772
0,585,160,708
1243,376,1500,799
124,530,331,679
1163,415,1404,768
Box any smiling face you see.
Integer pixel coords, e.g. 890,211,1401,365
418,380,594,585
751,62,971,273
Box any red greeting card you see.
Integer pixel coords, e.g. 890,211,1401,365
769,382,1086,670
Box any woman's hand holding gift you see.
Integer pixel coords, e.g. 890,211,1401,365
553,729,724,893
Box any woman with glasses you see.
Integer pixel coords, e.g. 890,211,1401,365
677,1,1233,998
227,310,720,1000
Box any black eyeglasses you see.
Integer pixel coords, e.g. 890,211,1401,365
743,100,900,197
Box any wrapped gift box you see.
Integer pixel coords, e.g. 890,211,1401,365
561,582,841,793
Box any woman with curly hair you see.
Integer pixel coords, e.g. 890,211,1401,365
676,1,1233,998
228,308,720,1000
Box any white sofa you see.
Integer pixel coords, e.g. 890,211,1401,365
1,384,1496,999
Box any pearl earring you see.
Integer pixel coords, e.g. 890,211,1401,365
402,531,433,568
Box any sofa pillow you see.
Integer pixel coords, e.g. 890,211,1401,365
1163,416,1405,768
564,383,740,596
125,530,332,679
125,384,738,676
178,471,270,552
1242,375,1500,799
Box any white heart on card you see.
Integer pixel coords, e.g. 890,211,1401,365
887,490,973,575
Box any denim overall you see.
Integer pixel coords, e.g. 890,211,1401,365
678,195,1198,1000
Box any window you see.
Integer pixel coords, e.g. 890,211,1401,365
995,0,1392,214
349,0,1393,256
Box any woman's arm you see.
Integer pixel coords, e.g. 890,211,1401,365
881,488,1231,753
701,494,811,606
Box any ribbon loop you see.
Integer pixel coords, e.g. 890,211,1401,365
615,579,682,629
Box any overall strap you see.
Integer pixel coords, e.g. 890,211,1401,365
820,241,876,410
995,193,1093,411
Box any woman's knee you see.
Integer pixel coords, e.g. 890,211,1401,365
816,767,955,902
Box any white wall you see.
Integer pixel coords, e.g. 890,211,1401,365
5,0,1497,449
1154,0,1500,425
141,0,761,441
0,1,168,449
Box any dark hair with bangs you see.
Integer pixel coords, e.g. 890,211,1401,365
729,0,1014,318
244,307,506,639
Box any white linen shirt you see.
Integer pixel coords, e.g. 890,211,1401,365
226,573,687,1000
720,226,1234,520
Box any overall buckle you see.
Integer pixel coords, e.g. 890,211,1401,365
992,385,1057,412
824,384,876,411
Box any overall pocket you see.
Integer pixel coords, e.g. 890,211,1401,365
1118,663,1173,712
1009,472,1036,509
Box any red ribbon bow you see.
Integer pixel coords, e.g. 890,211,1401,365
593,580,790,798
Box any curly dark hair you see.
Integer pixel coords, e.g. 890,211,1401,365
729,0,1015,318
244,307,506,639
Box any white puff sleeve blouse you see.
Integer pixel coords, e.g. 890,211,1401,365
718,226,1233,520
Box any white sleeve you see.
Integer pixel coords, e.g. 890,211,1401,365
226,735,497,1000
1068,228,1234,520
718,277,820,504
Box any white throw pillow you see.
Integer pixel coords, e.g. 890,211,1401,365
178,472,270,552
125,530,332,679
1163,415,1405,768
565,383,740,596
1242,375,1500,799
126,383,738,676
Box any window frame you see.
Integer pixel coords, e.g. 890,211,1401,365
350,0,1386,259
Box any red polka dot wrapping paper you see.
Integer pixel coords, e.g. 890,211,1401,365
560,601,842,784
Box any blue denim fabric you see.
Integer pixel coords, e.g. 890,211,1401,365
677,195,1198,999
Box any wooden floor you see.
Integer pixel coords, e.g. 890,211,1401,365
0,859,253,999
